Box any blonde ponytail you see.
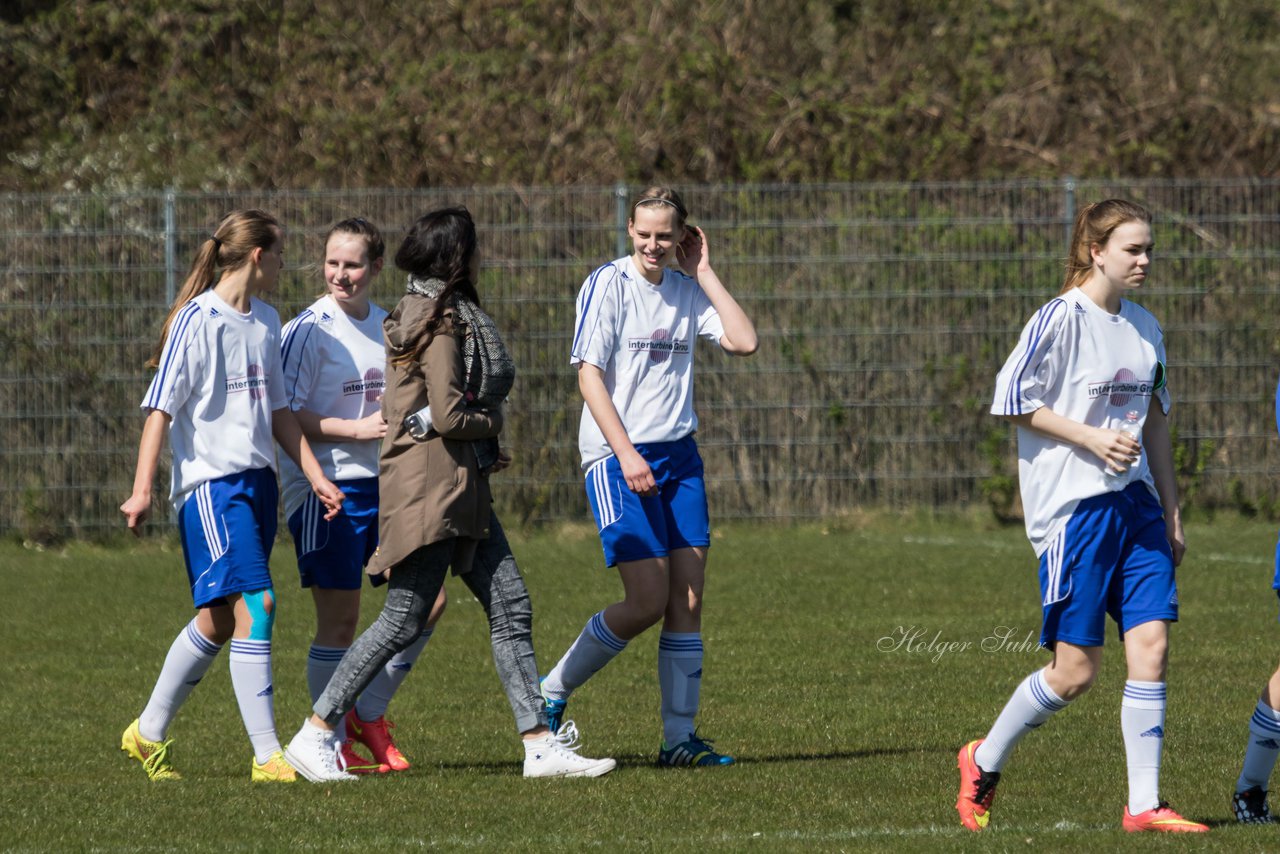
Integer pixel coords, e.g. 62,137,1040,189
147,209,281,368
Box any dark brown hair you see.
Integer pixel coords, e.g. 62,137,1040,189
390,206,480,366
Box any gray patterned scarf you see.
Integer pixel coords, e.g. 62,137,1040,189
406,275,515,471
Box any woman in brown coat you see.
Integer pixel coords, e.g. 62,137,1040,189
284,207,614,782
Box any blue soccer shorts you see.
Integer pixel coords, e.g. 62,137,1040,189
1037,481,1178,648
287,476,379,591
178,467,278,608
1271,529,1280,620
584,435,711,567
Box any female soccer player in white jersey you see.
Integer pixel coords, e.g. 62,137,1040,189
119,209,344,782
284,206,615,782
541,186,758,767
956,199,1207,833
279,218,447,774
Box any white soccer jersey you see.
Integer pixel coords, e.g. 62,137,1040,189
277,295,388,517
142,290,287,511
571,256,725,468
991,288,1172,556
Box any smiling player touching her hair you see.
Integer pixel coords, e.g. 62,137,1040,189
540,186,758,767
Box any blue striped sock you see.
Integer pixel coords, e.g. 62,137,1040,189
138,619,223,741
1238,700,1280,792
1121,680,1166,813
307,645,348,739
659,632,703,746
543,611,627,699
357,628,434,722
975,668,1069,772
230,638,280,764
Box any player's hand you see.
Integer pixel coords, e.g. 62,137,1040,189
619,450,657,497
120,493,151,537
350,411,388,441
312,478,346,520
1086,426,1141,474
676,225,709,277
1167,516,1186,567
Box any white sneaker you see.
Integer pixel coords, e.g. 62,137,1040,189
523,720,616,778
283,720,358,783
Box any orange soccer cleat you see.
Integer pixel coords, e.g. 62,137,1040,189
345,709,411,771
956,740,1000,832
1122,802,1209,833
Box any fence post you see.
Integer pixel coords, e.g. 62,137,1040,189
614,182,628,259
164,187,177,306
1063,176,1076,253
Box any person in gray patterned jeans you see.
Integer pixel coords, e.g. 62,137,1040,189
283,207,615,782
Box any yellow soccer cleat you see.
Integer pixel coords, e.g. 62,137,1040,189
250,750,298,782
121,718,181,781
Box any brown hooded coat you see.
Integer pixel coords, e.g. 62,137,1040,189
369,293,502,577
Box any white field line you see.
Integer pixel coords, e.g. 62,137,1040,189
1200,552,1271,565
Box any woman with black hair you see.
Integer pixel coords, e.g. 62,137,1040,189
284,207,614,782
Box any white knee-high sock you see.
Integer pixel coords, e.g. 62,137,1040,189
229,639,280,764
356,627,434,722
1237,700,1280,792
1121,680,1166,814
974,668,1070,772
138,619,223,741
307,644,348,740
542,611,627,700
658,632,702,746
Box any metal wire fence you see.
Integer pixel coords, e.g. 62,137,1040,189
3,180,1279,539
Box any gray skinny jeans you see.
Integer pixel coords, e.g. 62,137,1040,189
314,511,548,734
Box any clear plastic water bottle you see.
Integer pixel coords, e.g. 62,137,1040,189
1106,410,1142,478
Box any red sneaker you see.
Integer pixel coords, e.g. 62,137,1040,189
956,740,1000,832
339,739,389,775
1122,802,1208,833
345,710,411,771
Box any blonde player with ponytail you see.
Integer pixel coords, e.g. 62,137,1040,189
119,209,343,782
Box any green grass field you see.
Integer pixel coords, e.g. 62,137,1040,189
3,513,1279,852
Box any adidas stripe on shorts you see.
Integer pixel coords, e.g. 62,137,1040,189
1037,481,1178,648
178,467,278,607
287,476,379,590
585,435,710,567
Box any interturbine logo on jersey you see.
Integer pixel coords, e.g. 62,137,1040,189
628,328,690,363
226,364,268,399
1087,367,1153,407
343,367,386,402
